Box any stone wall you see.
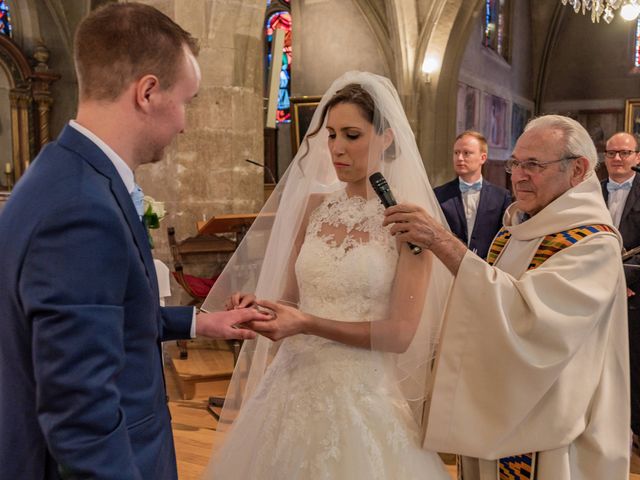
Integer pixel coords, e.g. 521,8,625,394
134,0,266,305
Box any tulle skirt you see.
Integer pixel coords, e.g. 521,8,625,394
203,336,449,479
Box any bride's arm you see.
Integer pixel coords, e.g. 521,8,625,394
252,243,433,353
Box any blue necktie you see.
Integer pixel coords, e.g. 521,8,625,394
607,181,631,193
459,181,482,193
131,183,145,220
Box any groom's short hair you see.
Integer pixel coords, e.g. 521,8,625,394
74,2,199,101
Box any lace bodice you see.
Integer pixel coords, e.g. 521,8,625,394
295,190,398,322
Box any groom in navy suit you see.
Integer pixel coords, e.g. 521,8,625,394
0,4,268,479
434,131,511,260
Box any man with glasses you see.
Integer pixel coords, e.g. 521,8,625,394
434,131,511,260
384,115,629,479
602,132,640,455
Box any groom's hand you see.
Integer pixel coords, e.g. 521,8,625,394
224,292,256,310
196,308,272,340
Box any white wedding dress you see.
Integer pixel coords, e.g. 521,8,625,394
206,191,449,480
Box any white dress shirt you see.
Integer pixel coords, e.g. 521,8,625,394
68,120,196,337
459,176,483,247
606,175,634,229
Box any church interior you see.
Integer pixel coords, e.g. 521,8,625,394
3,0,640,478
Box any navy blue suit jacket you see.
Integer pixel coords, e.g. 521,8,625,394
601,176,640,306
434,178,511,260
0,126,193,479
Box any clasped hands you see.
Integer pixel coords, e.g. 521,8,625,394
224,292,310,342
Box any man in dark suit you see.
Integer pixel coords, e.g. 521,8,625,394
0,4,268,479
601,131,640,448
434,131,511,260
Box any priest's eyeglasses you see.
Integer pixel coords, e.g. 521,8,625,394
604,150,638,159
504,156,580,175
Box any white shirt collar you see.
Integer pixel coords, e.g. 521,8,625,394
69,120,135,194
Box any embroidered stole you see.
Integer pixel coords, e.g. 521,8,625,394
473,223,614,480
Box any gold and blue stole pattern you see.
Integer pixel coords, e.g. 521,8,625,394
479,223,614,480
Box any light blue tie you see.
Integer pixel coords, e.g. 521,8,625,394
459,180,482,193
131,183,145,220
607,181,631,193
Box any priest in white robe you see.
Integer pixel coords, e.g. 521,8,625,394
384,114,630,480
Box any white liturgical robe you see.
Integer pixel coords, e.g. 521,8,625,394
424,173,630,480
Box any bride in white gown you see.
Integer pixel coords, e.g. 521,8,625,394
201,71,454,479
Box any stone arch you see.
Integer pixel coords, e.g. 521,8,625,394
414,0,484,185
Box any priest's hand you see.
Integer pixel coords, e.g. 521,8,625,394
383,202,468,275
196,308,272,340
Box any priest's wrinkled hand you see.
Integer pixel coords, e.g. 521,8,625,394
196,308,272,340
383,202,468,275
224,291,256,310
244,299,308,342
383,203,446,249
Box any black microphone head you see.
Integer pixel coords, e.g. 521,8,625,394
632,164,640,173
369,172,397,208
369,172,389,193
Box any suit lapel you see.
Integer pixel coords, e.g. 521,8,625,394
620,174,640,235
471,182,491,237
621,175,640,220
601,179,609,204
57,126,160,300
453,188,468,239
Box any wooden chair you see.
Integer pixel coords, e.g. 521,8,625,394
167,217,258,418
167,226,236,358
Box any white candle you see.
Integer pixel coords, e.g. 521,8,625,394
4,162,11,174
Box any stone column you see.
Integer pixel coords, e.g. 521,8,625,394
136,0,266,280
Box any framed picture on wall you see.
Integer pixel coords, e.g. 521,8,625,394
290,96,322,156
576,109,623,168
483,93,508,149
625,98,640,145
457,84,481,133
510,103,531,149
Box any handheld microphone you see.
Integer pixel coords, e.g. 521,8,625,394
369,172,422,255
632,165,640,173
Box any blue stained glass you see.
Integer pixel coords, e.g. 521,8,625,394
0,0,12,37
483,0,509,61
265,10,292,123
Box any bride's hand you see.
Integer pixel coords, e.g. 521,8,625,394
224,292,256,311
245,299,310,341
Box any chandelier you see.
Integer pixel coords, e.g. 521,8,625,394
560,0,640,23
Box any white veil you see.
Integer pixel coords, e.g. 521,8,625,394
201,71,453,436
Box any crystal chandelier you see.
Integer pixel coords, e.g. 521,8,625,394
560,0,639,23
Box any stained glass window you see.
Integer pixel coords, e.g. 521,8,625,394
265,10,292,123
483,0,510,62
635,18,640,68
0,0,12,38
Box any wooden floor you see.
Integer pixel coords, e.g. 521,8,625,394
164,341,640,480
